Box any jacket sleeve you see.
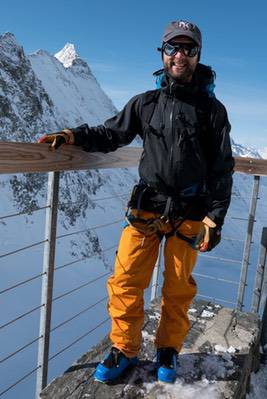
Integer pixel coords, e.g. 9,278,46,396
205,100,235,227
70,95,142,152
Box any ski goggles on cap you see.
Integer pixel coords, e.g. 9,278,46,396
162,42,200,57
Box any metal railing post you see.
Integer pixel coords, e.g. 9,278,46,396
237,175,260,311
35,171,60,398
151,240,163,302
251,228,267,313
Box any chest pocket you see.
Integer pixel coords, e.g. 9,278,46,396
179,125,204,161
173,109,207,179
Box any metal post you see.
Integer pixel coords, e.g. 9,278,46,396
251,228,267,313
237,175,260,311
36,171,60,398
151,240,163,302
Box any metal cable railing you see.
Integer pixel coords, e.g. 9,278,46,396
230,216,255,222
58,192,129,207
0,272,45,295
49,317,110,362
56,218,123,240
51,296,108,332
196,293,237,307
0,239,47,260
222,236,245,243
0,304,44,330
52,272,111,302
0,205,49,221
0,335,42,364
198,253,242,265
231,193,260,201
54,244,117,272
193,272,239,286
0,365,41,397
0,297,109,365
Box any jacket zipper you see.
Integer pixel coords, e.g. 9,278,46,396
169,82,175,173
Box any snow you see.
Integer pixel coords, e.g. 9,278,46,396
30,46,117,128
54,43,79,68
231,138,261,158
188,308,197,313
200,309,215,318
144,378,221,399
130,350,238,398
142,330,155,342
247,363,267,398
214,344,227,353
259,147,267,159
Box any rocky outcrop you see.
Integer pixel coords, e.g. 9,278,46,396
40,299,261,399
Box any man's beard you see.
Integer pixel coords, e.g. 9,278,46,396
164,60,195,83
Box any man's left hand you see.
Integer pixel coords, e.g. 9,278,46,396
196,217,221,252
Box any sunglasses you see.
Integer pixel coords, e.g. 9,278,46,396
161,42,200,57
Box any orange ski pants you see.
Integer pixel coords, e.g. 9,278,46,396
107,209,202,358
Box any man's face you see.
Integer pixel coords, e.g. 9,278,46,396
163,36,199,83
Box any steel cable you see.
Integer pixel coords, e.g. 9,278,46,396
0,239,47,260
0,304,44,330
55,244,117,272
58,192,129,207
196,293,237,306
0,205,49,221
198,254,242,265
222,236,245,243
0,335,42,364
51,296,108,332
52,272,111,302
193,272,239,285
56,218,123,240
0,272,45,295
49,317,110,361
0,365,41,397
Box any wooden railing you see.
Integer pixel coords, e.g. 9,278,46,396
0,141,267,175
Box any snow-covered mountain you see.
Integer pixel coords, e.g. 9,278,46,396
30,43,117,127
0,32,266,399
231,139,261,158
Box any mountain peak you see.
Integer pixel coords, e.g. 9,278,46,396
54,43,79,68
0,32,17,45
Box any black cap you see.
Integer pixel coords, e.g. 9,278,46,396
163,20,202,47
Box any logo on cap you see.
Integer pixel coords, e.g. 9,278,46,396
178,20,197,32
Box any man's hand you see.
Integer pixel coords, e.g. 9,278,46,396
194,217,221,252
38,129,74,150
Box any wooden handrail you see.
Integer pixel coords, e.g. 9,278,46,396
0,141,267,176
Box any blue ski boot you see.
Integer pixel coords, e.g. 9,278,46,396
157,347,177,383
94,347,138,383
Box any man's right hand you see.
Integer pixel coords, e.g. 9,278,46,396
38,129,74,150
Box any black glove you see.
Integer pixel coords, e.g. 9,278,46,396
193,217,221,252
38,129,74,150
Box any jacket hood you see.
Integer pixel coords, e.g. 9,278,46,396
153,63,216,98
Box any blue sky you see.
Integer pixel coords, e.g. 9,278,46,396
1,0,267,150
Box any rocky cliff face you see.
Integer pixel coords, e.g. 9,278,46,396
0,32,137,261
0,33,58,142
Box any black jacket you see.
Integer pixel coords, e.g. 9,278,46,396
71,65,234,226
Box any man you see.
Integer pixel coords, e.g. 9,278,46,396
38,20,234,383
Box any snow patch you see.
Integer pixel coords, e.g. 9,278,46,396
201,310,215,318
188,308,197,313
247,363,267,399
55,43,79,68
142,330,154,342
